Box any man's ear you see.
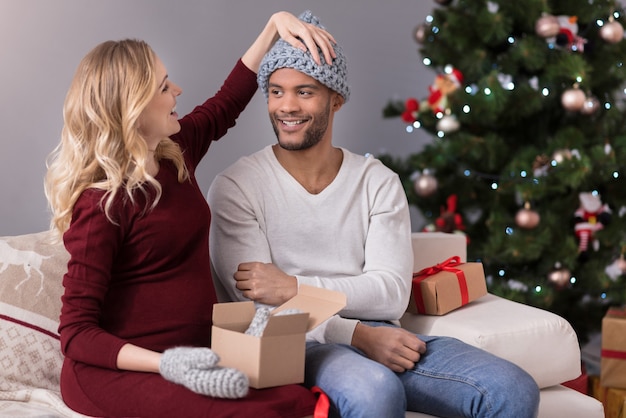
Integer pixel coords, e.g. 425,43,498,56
332,93,345,111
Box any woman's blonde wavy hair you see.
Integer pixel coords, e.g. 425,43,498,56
45,39,189,236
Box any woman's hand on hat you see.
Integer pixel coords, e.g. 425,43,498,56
271,11,337,65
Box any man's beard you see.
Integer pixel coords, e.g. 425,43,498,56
271,103,330,151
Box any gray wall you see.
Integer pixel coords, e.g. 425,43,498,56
0,1,464,235
12,0,626,236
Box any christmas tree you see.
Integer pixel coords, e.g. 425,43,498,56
381,0,626,342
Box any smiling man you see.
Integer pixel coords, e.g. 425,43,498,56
208,10,539,418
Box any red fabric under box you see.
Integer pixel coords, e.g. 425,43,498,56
408,256,487,315
562,362,589,395
601,307,626,389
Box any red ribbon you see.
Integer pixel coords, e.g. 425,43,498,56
311,386,330,418
412,256,469,314
602,349,626,360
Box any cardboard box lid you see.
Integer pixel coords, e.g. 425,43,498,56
273,284,346,332
212,301,256,332
262,313,310,336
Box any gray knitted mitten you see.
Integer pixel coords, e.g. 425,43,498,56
159,347,249,399
244,307,272,337
245,307,304,337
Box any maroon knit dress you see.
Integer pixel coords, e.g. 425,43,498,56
58,60,317,418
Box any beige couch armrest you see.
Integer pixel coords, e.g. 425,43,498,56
400,293,581,389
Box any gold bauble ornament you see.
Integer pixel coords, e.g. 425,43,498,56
414,23,428,44
413,171,438,197
515,203,540,229
600,20,624,44
561,88,586,112
535,15,560,38
580,96,600,115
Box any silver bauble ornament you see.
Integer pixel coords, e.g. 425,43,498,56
535,15,560,38
515,206,540,229
436,114,460,133
580,96,600,115
551,149,572,164
600,20,624,44
414,172,438,197
548,265,571,289
561,88,586,112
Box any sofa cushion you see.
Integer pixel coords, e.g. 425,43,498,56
403,384,604,418
0,389,90,418
400,293,582,389
0,231,68,396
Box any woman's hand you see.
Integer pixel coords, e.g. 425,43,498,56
270,11,336,65
242,11,337,72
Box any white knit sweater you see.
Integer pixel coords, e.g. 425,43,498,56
208,145,413,345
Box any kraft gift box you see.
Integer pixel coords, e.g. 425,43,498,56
601,307,626,390
212,285,346,389
408,232,486,315
409,256,487,315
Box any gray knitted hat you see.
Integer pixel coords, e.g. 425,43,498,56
257,10,350,102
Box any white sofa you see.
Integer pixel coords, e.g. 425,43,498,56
0,231,604,417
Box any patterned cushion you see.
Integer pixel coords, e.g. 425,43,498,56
0,231,68,395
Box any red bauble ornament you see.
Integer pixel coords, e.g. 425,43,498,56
561,87,586,112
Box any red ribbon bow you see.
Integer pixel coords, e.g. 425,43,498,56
412,256,469,314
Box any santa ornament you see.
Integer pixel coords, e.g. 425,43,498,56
545,15,588,52
427,66,464,114
574,192,612,261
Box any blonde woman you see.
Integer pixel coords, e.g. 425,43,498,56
44,12,335,418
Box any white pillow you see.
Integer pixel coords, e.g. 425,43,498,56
0,231,68,394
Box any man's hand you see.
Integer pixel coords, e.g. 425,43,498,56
234,262,298,305
351,323,427,373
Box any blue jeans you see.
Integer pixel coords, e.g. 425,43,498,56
305,322,539,418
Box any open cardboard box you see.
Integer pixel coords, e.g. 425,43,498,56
211,284,346,388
